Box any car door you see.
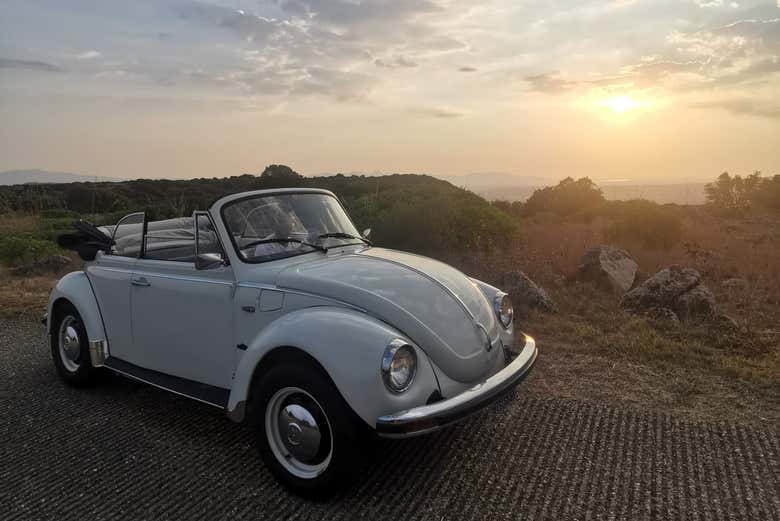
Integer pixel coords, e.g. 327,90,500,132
85,212,144,361
129,213,235,389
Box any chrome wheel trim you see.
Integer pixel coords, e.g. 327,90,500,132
265,386,333,479
58,315,81,373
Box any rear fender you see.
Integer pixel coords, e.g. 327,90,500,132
47,271,109,366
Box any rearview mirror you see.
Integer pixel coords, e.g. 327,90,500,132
362,228,372,239
195,252,224,270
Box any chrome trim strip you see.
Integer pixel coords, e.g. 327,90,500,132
376,335,538,439
104,364,226,410
93,265,233,286
132,270,234,286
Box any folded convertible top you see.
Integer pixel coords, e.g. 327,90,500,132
57,221,114,261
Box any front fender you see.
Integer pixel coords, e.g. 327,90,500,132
47,271,107,343
227,306,439,429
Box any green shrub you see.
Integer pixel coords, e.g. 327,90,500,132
40,209,79,219
605,200,683,248
521,177,605,216
0,234,58,267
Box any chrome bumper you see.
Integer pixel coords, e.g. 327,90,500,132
376,334,538,438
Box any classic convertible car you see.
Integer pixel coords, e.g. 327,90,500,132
45,188,538,497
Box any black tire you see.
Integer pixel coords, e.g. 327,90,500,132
252,360,368,499
50,301,101,386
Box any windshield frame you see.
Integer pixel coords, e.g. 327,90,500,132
219,190,363,264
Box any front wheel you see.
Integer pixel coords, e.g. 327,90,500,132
50,302,100,386
253,361,368,498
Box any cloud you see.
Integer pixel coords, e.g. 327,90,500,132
76,50,101,60
374,56,418,68
524,72,578,93
458,66,477,72
0,57,63,73
690,99,780,119
410,106,464,118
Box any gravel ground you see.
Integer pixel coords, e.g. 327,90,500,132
1,316,778,521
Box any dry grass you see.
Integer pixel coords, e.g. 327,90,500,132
452,208,780,424
0,269,59,317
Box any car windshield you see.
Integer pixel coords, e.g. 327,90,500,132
221,192,362,263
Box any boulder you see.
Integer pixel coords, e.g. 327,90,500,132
674,285,716,320
643,306,680,326
577,245,638,293
713,313,739,331
622,265,718,322
497,271,557,314
11,254,71,277
621,265,700,312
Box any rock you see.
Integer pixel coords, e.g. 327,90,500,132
674,285,716,320
643,306,680,326
11,254,71,277
577,245,638,294
622,265,719,322
621,265,701,312
721,278,747,289
497,271,557,314
713,313,739,331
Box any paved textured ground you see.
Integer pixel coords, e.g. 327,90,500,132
1,317,778,521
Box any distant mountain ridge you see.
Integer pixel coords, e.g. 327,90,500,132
0,169,122,185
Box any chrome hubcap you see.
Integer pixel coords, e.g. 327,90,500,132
58,316,81,372
265,387,332,479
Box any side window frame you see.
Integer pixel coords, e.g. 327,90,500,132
109,212,146,259
194,210,229,265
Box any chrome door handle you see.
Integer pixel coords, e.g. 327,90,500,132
131,277,151,287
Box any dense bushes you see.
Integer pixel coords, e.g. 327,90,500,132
604,200,683,249
705,171,780,214
0,234,58,267
521,177,605,216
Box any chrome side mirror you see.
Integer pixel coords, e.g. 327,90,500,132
362,228,372,239
195,252,224,270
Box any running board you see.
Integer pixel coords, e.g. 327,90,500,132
104,357,230,409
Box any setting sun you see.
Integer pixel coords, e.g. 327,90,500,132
604,95,639,114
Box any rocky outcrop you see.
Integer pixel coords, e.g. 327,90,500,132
497,271,557,314
674,285,716,320
11,254,71,277
576,245,638,293
643,306,681,326
621,265,717,323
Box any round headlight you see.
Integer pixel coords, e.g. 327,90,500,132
495,294,513,328
381,340,417,393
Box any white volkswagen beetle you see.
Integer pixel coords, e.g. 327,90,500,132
46,188,537,497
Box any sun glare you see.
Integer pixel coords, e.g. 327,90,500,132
604,95,638,114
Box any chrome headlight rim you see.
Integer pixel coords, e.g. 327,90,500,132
381,339,417,393
494,293,513,328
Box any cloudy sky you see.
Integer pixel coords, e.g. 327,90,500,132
1,0,778,183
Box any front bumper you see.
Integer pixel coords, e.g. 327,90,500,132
376,334,538,438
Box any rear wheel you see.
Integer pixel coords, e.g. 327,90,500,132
50,302,100,386
253,361,367,498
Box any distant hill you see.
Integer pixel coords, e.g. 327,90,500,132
0,169,122,185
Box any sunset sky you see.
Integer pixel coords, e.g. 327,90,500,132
1,0,778,183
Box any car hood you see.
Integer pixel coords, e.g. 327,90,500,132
275,247,500,382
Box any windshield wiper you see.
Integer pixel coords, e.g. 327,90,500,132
317,232,372,246
242,237,328,253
